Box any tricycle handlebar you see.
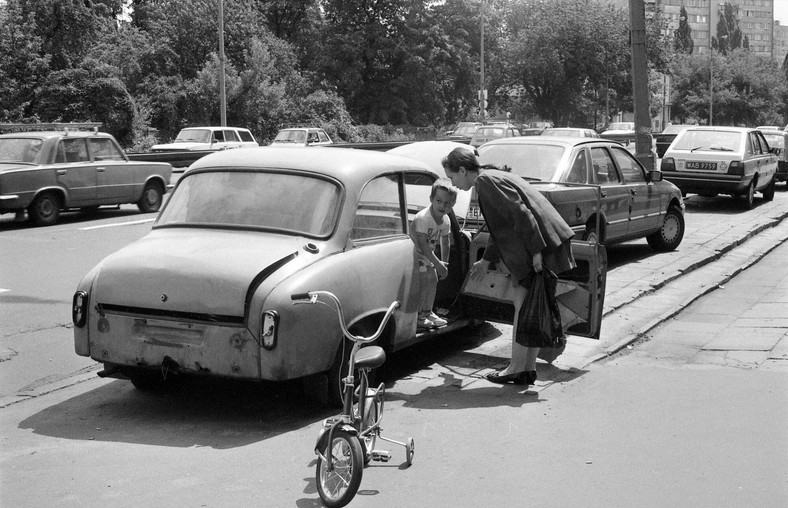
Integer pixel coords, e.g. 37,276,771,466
291,290,399,344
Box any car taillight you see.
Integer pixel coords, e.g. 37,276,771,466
72,291,88,327
261,310,279,350
661,157,676,171
728,161,745,176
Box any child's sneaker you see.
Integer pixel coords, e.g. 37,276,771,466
417,314,436,330
428,312,447,327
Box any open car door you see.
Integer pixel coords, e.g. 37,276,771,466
460,236,607,341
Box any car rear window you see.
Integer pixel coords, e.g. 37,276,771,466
478,143,566,182
763,134,785,150
672,130,741,152
237,130,255,142
156,170,342,237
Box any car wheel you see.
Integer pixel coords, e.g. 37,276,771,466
646,205,685,252
762,177,775,202
137,181,164,213
582,222,602,244
28,192,61,226
742,180,755,210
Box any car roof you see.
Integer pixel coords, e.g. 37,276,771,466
183,126,250,131
480,136,605,149
187,146,435,182
678,126,753,132
0,130,114,139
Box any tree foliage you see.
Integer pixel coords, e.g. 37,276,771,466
0,0,785,147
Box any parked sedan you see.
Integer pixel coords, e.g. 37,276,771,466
470,124,521,147
270,127,333,147
0,131,172,226
474,137,686,251
661,126,778,209
72,147,607,405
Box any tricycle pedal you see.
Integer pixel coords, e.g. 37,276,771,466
371,450,391,462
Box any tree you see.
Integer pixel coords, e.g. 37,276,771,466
673,7,693,55
713,2,743,55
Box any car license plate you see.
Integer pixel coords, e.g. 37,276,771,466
685,161,717,170
467,205,483,220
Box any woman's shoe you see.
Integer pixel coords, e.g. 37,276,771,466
524,370,537,386
485,371,527,385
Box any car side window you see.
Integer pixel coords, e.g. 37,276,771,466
318,131,330,143
225,130,240,142
748,133,762,155
590,147,620,185
238,130,255,142
565,150,587,183
351,175,405,241
611,147,646,183
88,138,125,161
55,138,89,163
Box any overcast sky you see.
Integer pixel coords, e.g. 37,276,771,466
776,0,788,25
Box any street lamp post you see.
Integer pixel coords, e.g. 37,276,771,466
218,0,227,127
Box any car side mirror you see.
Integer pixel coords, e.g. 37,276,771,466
648,169,663,183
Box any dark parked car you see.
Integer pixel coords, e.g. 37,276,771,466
470,124,521,147
0,130,172,226
655,124,695,158
474,136,686,251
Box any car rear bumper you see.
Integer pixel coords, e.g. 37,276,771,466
662,172,750,195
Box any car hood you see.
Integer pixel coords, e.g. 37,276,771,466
92,229,315,317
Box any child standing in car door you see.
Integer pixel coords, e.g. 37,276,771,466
410,179,457,330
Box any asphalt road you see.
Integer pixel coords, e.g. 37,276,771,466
1,185,787,506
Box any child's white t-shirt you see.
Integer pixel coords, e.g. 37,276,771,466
411,207,450,267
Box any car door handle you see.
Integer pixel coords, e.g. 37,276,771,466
96,167,106,172
57,169,67,175
630,189,637,195
600,190,607,197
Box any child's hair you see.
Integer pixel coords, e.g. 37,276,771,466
431,178,458,202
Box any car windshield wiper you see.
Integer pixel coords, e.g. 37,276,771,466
689,146,709,152
707,146,734,152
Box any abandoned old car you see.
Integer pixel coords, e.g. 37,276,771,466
72,147,606,405
661,126,778,209
0,130,172,226
474,137,685,251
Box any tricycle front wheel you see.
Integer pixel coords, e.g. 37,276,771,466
316,429,363,508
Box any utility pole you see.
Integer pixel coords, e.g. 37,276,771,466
629,0,653,170
479,2,486,122
219,0,227,127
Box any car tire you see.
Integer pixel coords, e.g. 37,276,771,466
762,177,775,202
742,180,756,210
646,205,685,252
28,192,62,226
582,222,603,245
137,181,164,213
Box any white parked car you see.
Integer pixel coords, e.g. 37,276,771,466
661,126,778,209
151,127,258,152
270,128,333,147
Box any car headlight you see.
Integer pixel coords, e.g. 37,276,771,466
261,310,279,350
72,291,89,327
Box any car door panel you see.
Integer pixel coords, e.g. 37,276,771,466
590,147,629,241
611,146,660,235
55,138,97,205
461,234,607,340
90,137,137,201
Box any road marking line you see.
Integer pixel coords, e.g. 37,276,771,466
0,288,9,293
80,218,155,231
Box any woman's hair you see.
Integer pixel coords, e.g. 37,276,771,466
442,146,499,174
442,147,479,174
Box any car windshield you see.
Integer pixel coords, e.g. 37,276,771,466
156,170,342,237
273,130,307,143
0,138,44,164
174,129,211,143
478,144,566,181
763,134,785,149
672,130,741,152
